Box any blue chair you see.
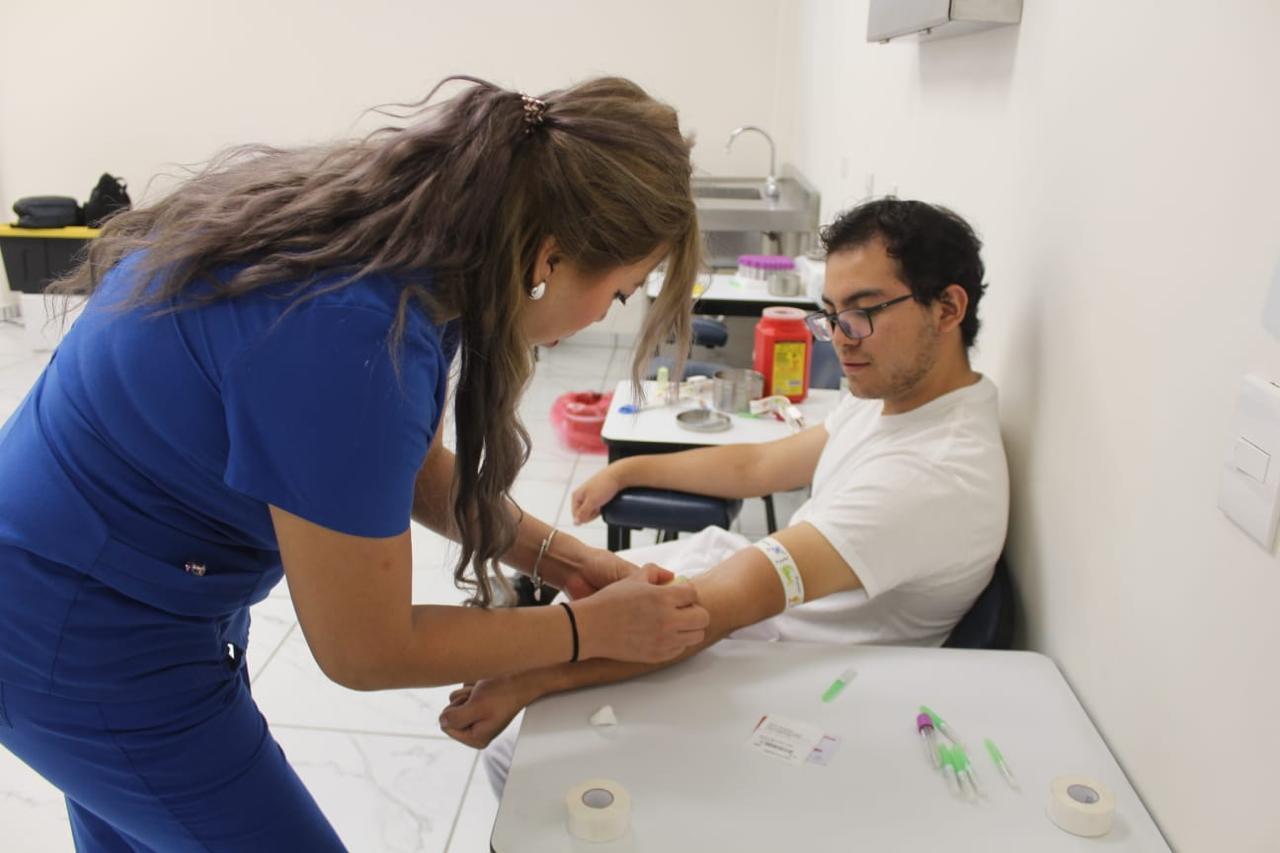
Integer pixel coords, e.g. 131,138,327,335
646,316,730,381
942,556,1015,650
690,316,729,348
601,488,743,551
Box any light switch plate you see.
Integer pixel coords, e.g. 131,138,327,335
1219,374,1280,548
1233,438,1270,483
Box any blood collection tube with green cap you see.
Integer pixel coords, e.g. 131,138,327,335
938,744,961,796
919,704,965,748
984,738,1019,790
953,744,983,798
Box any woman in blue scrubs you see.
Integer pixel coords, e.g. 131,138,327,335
0,76,708,850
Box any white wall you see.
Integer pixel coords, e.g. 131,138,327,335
786,1,1280,849
0,0,793,291
7,1,1279,846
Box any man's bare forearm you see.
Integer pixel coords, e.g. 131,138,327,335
503,548,784,703
614,444,769,499
612,425,827,499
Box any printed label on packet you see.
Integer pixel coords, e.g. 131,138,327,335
746,714,825,766
806,734,842,766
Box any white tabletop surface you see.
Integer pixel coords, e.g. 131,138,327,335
646,272,818,306
601,380,843,447
492,642,1170,852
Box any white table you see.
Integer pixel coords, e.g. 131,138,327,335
646,272,819,316
601,380,842,456
599,380,841,547
492,642,1170,852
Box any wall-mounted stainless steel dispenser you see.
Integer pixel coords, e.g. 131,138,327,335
867,0,1022,44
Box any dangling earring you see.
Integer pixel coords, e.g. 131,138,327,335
529,280,547,301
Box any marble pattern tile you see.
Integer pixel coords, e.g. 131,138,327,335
0,357,48,399
561,517,611,551
0,748,73,853
250,626,457,739
508,477,569,527
443,752,501,853
247,595,299,684
518,446,582,483
269,726,477,853
412,564,473,608
0,392,23,425
533,343,614,380
0,323,36,370
410,526,461,575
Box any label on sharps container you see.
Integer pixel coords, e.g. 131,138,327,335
746,714,825,766
772,342,806,397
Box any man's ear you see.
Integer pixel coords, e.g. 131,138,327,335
935,284,970,334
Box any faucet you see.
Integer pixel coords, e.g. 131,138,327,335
725,125,780,199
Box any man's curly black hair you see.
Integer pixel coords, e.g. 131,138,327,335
820,198,987,347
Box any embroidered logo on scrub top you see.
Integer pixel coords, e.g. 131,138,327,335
184,561,207,577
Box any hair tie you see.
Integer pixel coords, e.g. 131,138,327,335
520,93,548,135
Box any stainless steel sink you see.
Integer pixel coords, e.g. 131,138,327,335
691,175,818,232
693,185,764,201
691,173,820,266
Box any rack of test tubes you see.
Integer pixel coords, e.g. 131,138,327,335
735,254,796,281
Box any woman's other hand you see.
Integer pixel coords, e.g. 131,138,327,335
558,543,646,599
571,565,708,663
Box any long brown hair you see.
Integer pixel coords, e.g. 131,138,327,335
53,75,699,606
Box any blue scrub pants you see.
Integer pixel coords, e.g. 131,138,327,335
0,661,346,852
0,552,347,851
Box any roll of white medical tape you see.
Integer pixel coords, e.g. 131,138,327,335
1047,776,1116,837
566,778,631,842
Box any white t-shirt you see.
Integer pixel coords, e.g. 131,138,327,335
774,374,1008,646
619,375,1009,647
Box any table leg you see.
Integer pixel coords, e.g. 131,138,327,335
607,524,631,552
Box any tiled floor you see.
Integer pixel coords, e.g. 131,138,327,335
0,321,783,852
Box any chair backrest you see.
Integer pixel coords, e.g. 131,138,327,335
943,555,1015,650
691,317,729,349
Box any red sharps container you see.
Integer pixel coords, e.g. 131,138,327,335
753,306,811,402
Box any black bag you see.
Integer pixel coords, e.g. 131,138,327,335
12,196,83,228
83,173,131,227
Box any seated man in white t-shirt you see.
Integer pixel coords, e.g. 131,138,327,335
440,199,1009,788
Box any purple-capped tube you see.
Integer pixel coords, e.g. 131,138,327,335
916,713,939,768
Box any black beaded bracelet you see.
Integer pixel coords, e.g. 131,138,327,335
558,601,580,663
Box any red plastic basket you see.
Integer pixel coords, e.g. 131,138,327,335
549,391,614,454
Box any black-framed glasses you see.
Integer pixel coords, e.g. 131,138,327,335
804,294,914,342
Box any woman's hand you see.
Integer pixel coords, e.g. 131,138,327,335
555,538,645,599
570,565,708,663
570,466,625,524
439,678,536,749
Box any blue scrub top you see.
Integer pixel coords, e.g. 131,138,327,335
0,254,457,697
